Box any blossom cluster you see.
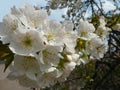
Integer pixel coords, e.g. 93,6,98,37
0,4,110,88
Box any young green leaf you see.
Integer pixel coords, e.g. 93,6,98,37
4,54,14,72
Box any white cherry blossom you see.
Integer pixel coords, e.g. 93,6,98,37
7,55,41,81
0,14,20,44
0,3,110,88
36,45,62,72
77,19,95,37
18,75,39,88
37,68,62,88
96,17,111,39
86,37,108,59
9,29,45,56
61,21,78,54
42,20,65,45
19,3,48,29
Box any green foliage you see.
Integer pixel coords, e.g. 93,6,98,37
106,15,120,27
0,42,14,72
4,53,14,72
91,16,100,29
75,38,87,52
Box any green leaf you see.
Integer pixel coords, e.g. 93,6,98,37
56,59,65,70
75,38,87,52
0,42,14,72
0,52,9,61
0,43,12,62
0,44,9,52
4,54,14,72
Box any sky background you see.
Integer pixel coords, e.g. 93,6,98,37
0,0,118,22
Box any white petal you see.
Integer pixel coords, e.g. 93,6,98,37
39,45,62,66
18,75,39,88
9,29,45,56
0,22,7,36
62,20,74,32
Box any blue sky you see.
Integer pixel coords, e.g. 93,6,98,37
0,0,118,22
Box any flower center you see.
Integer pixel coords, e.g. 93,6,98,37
45,33,55,41
22,33,33,48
